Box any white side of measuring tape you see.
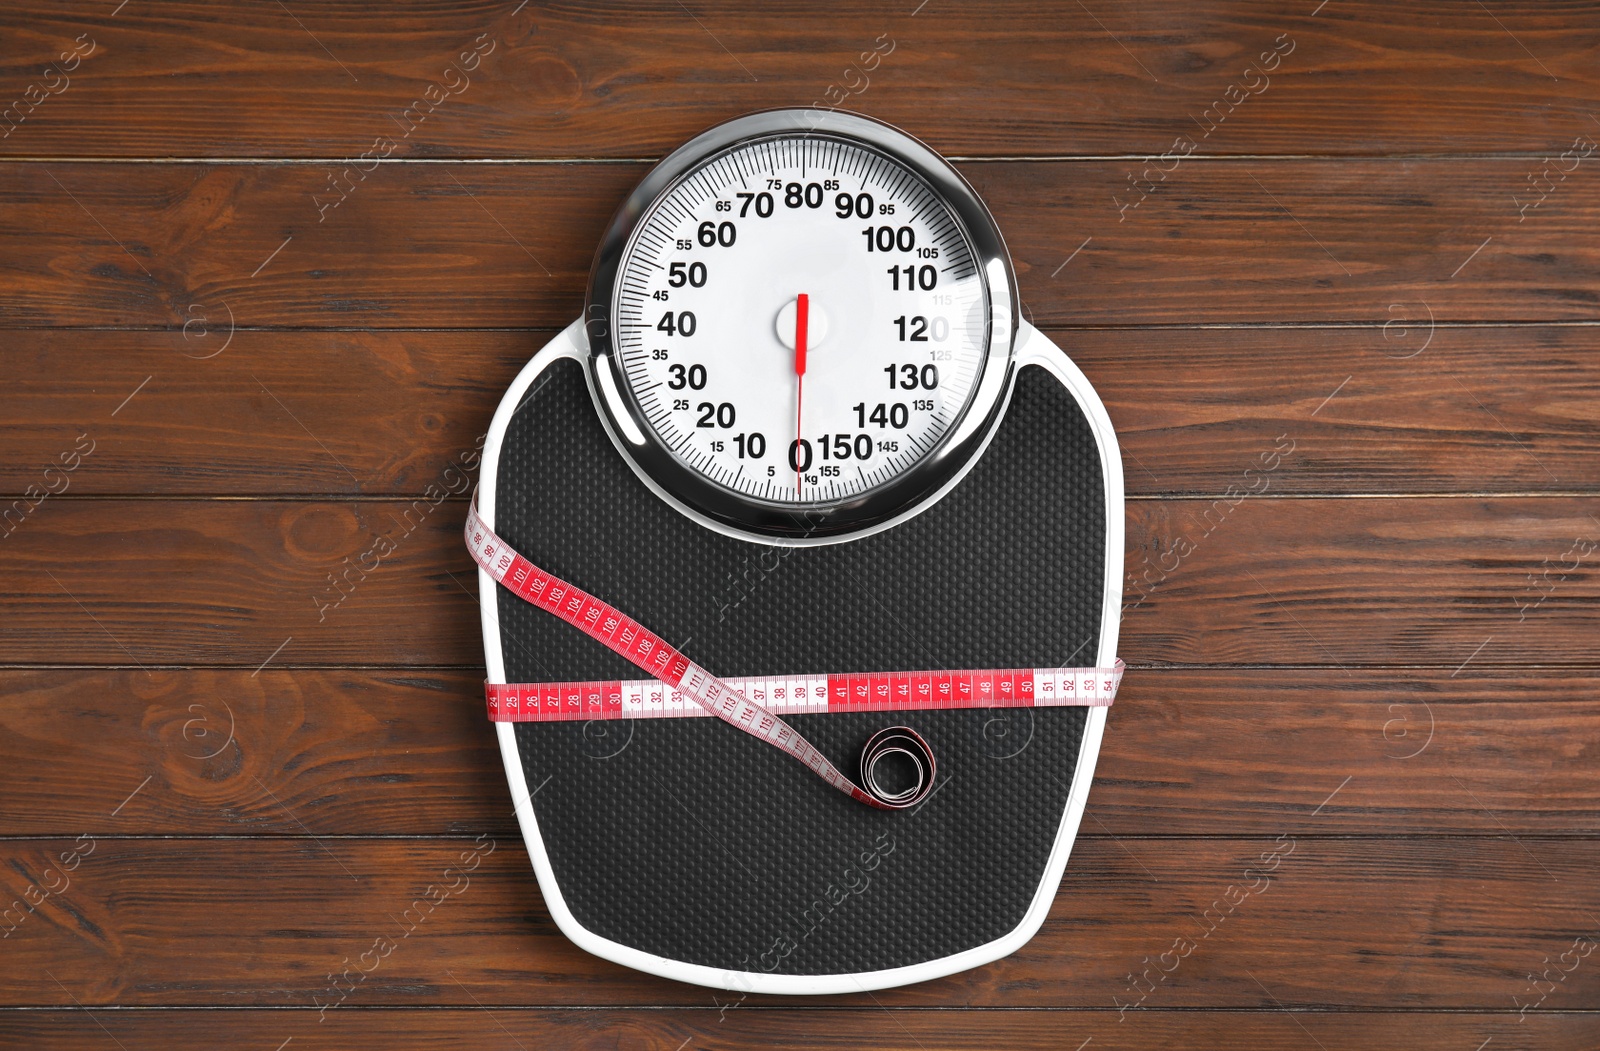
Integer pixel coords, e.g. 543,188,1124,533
475,318,1125,994
467,498,964,810
484,666,1121,722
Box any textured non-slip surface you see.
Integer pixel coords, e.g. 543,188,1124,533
492,358,1107,975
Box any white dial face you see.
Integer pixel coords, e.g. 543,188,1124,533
613,135,989,506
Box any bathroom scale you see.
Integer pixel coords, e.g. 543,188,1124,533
469,109,1125,994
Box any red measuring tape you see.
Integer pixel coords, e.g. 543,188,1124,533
486,668,1122,722
467,500,1123,809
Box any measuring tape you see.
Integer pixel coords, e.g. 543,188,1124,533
486,666,1122,721
467,500,1123,809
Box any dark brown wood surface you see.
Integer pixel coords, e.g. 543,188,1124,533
5,326,1600,496
2,837,1596,1008
4,160,1600,328
4,497,1597,665
2,3,1597,1048
5,668,1597,837
2,1,1598,158
3,1010,1597,1051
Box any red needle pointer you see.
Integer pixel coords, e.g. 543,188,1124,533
794,293,809,495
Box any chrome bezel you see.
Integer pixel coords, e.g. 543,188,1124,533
585,108,1017,543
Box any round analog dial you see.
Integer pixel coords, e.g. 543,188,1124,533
614,135,985,506
588,111,1016,541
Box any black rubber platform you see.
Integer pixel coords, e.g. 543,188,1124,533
491,356,1106,977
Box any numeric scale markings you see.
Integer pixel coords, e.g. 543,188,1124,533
487,666,1125,723
490,114,1118,812
614,135,984,506
468,502,1123,809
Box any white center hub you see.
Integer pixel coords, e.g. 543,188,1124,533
774,296,830,350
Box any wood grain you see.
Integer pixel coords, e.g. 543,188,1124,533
2,837,1595,1008
3,668,1596,838
3,497,1595,667
0,329,528,496
3,159,1598,329
4,325,1599,497
1,1,1597,159
2,1009,1596,1051
3,1,1597,1037
1074,324,1600,496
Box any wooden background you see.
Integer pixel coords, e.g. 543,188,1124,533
3,2,1598,1047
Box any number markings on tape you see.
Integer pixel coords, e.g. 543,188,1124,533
486,667,1120,722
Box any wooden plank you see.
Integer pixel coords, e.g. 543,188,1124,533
1,837,1596,1008
1073,324,1600,496
0,329,523,496
2,2,1598,158
5,325,1599,497
3,668,1597,838
0,498,484,667
2,1,1591,1035
1,1009,1596,1051
1119,495,1600,667
0,161,620,329
3,159,1598,329
2,497,1596,667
